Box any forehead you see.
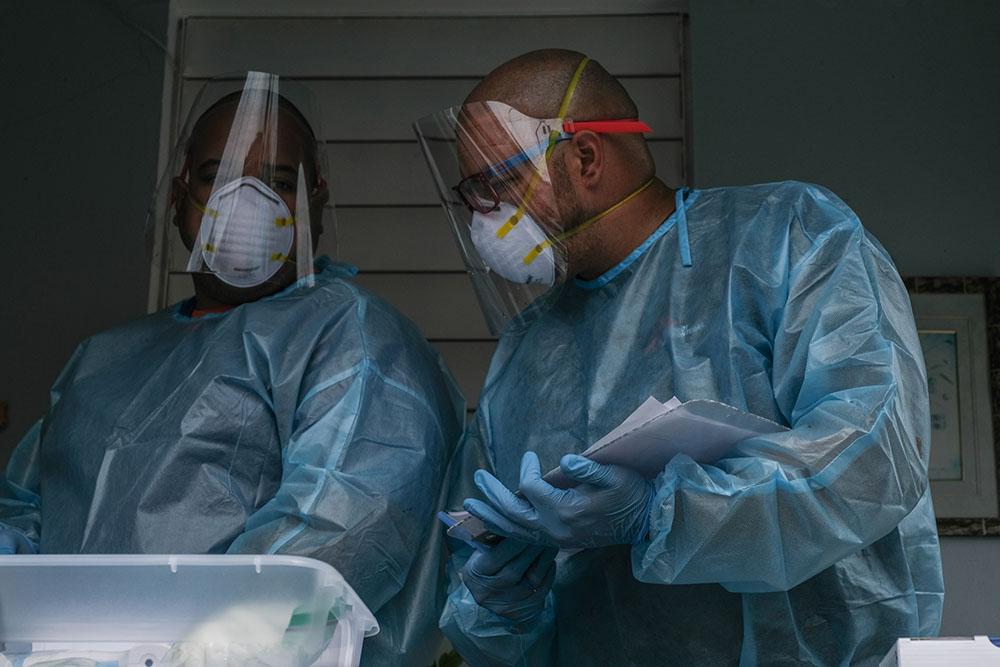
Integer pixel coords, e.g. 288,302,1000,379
189,102,312,162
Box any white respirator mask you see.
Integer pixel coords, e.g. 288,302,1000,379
190,176,295,288
470,202,557,286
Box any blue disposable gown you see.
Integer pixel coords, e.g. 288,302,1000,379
441,182,943,666
0,257,465,666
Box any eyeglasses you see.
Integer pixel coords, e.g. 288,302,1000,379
452,136,569,214
451,119,653,215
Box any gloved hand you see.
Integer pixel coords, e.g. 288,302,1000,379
465,451,654,549
461,537,557,626
0,526,35,554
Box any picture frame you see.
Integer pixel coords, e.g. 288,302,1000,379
905,277,1000,535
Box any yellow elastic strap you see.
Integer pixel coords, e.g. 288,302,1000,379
522,177,654,265
188,192,290,227
271,252,288,262
497,173,543,239
187,193,213,216
556,56,591,120
193,203,219,219
496,56,592,240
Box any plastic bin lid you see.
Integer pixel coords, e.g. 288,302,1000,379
0,554,378,644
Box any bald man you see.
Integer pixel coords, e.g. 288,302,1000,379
416,50,942,666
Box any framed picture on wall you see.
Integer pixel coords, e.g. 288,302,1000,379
906,278,1000,534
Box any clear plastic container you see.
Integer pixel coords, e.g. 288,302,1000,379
0,554,378,666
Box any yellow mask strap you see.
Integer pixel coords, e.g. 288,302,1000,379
496,56,591,240
187,193,218,219
555,56,591,120
187,191,293,227
523,177,655,265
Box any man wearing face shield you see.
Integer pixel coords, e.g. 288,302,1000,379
414,51,942,665
0,72,465,665
171,87,329,307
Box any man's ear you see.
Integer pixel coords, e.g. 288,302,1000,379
310,175,330,208
570,131,604,189
170,176,189,228
308,177,330,239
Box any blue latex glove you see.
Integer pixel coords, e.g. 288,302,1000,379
0,526,35,554
460,537,557,625
465,451,654,549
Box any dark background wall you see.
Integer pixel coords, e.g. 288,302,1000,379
0,0,168,457
689,0,1000,276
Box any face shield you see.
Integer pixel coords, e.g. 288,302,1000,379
413,58,652,335
148,71,333,301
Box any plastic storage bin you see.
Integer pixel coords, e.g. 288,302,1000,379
880,637,1000,666
0,554,378,666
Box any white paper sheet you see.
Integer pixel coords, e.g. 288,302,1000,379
542,396,787,488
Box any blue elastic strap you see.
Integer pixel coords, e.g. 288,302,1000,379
675,187,693,267
487,135,571,178
574,187,696,290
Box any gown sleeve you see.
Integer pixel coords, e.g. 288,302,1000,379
227,306,463,615
0,419,44,552
633,196,931,593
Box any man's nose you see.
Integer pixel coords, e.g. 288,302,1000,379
240,131,267,177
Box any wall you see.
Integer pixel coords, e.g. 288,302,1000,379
689,0,1000,276
940,537,1000,634
0,1,168,460
689,0,1000,634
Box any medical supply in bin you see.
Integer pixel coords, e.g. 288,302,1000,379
0,554,378,666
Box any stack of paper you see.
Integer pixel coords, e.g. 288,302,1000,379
542,396,787,488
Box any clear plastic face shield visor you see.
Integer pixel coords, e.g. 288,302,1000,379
148,72,333,302
413,58,652,335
